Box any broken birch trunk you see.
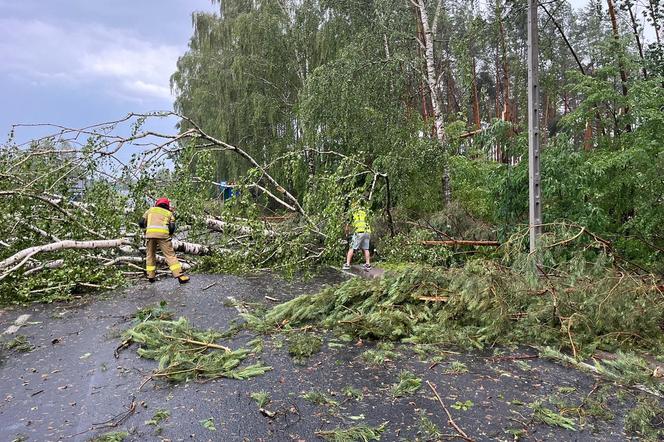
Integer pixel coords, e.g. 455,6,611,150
206,217,277,237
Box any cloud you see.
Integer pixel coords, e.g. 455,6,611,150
0,17,182,103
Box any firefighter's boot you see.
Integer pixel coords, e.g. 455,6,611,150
178,275,190,284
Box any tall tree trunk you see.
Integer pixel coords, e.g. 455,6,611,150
414,0,451,205
497,2,512,125
607,0,629,99
607,0,631,131
647,0,662,46
416,0,445,143
412,3,432,122
624,1,648,79
583,120,594,151
494,51,501,121
471,56,481,129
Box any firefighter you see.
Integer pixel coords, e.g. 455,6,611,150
138,197,190,284
343,199,372,271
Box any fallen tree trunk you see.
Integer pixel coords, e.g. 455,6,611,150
171,239,211,255
103,256,192,271
23,259,65,276
421,240,500,247
206,218,276,237
0,239,130,273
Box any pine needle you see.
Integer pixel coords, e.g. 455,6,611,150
123,315,271,382
316,422,387,442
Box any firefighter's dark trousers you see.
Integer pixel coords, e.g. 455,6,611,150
145,238,183,278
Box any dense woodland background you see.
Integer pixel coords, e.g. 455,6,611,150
170,0,663,266
1,4,663,438
1,0,663,301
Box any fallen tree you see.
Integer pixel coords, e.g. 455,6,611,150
0,239,130,279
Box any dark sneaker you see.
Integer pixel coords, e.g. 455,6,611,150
178,275,190,284
342,263,351,270
363,264,372,271
148,278,156,283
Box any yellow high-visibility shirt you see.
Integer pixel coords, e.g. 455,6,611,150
351,209,370,233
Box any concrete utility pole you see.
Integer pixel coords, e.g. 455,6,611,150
528,0,542,254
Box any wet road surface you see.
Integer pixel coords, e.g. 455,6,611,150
0,272,658,441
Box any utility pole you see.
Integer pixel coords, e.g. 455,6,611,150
528,0,542,255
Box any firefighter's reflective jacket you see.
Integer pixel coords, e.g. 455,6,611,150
139,207,176,239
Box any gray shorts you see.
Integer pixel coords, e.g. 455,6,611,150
351,232,370,250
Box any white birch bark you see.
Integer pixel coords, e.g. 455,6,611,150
206,218,277,237
0,239,129,277
415,0,445,143
413,0,451,204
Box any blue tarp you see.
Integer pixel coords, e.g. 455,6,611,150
219,181,236,200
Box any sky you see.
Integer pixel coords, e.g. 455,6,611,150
0,0,656,145
0,0,217,143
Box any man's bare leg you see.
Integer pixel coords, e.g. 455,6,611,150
346,248,355,266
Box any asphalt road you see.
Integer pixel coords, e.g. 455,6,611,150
0,272,658,441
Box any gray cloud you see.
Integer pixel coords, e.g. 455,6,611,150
0,17,182,102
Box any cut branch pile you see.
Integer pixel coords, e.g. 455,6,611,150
122,314,271,382
250,254,663,357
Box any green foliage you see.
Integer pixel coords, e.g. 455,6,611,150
255,243,664,357
2,335,34,353
302,390,339,407
445,361,469,375
541,348,664,395
391,370,422,398
123,315,271,382
133,301,173,322
625,394,664,441
530,400,577,431
287,333,322,364
342,386,364,401
250,391,271,408
145,409,170,426
361,342,398,366
88,431,129,442
199,417,216,432
316,422,387,442
451,400,474,411
417,412,442,440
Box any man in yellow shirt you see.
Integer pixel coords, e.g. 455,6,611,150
343,200,371,271
138,197,190,284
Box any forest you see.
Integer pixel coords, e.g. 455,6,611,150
1,0,664,440
2,0,662,291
